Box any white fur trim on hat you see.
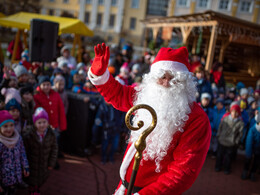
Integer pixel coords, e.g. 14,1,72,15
150,61,189,75
88,69,110,85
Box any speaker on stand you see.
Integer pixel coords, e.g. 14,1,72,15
29,19,59,73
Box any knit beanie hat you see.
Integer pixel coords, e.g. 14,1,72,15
33,107,49,123
0,110,14,127
230,104,241,115
247,96,255,106
5,98,21,111
201,92,211,101
240,88,248,96
13,65,28,78
38,75,51,86
58,60,68,69
1,87,22,104
20,85,34,96
3,72,17,81
53,75,65,84
76,62,85,70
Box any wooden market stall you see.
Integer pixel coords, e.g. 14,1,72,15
0,12,94,63
142,10,260,87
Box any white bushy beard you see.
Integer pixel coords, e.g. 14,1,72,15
131,69,197,172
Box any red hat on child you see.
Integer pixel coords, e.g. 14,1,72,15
150,47,191,75
0,110,14,127
230,104,241,115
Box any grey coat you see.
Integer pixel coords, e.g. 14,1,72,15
217,115,244,147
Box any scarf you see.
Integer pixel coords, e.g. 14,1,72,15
0,129,19,148
213,71,222,85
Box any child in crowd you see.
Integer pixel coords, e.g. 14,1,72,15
34,76,67,132
241,113,260,181
0,110,29,194
200,93,214,125
215,104,244,174
92,99,124,164
210,98,226,157
0,68,18,90
53,75,69,115
34,76,66,167
20,85,35,131
23,107,58,194
13,65,29,88
5,98,23,135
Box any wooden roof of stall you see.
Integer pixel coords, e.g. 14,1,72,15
142,10,260,34
141,10,260,72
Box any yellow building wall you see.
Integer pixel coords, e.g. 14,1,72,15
122,0,148,37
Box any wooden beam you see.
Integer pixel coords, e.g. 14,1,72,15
180,26,193,46
152,27,160,40
191,37,198,54
205,25,218,71
11,29,21,63
77,35,82,63
22,30,28,49
219,39,230,63
145,20,218,28
204,38,209,56
72,34,78,57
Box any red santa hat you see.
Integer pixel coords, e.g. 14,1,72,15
150,47,191,75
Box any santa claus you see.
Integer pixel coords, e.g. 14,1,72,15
88,43,211,195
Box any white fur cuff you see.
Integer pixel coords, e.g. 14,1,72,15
88,69,110,85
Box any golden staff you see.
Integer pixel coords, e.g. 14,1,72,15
125,104,157,195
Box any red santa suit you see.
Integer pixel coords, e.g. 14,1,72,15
88,46,211,195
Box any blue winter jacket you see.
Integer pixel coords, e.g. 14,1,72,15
245,125,260,158
212,106,226,136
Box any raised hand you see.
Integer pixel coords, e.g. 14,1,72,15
91,43,110,76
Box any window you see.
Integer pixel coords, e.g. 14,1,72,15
98,0,104,5
85,12,90,23
86,0,91,4
63,0,69,3
197,0,209,8
147,0,169,16
177,0,190,7
49,9,54,15
49,0,55,2
131,0,139,8
97,13,103,26
129,17,136,30
218,0,230,10
111,0,117,6
239,1,253,13
109,14,115,27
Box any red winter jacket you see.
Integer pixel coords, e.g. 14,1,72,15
90,70,211,195
34,87,67,131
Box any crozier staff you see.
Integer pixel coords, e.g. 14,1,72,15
88,43,211,195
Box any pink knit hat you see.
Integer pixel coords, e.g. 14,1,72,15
33,107,49,123
0,110,14,127
1,87,22,104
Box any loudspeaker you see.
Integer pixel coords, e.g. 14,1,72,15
29,19,59,62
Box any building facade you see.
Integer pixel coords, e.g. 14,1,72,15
39,0,260,46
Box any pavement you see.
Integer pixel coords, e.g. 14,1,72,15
17,152,260,195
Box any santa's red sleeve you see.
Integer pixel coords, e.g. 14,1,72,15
88,69,136,112
137,104,211,195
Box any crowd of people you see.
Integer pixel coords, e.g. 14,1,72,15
0,40,260,194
